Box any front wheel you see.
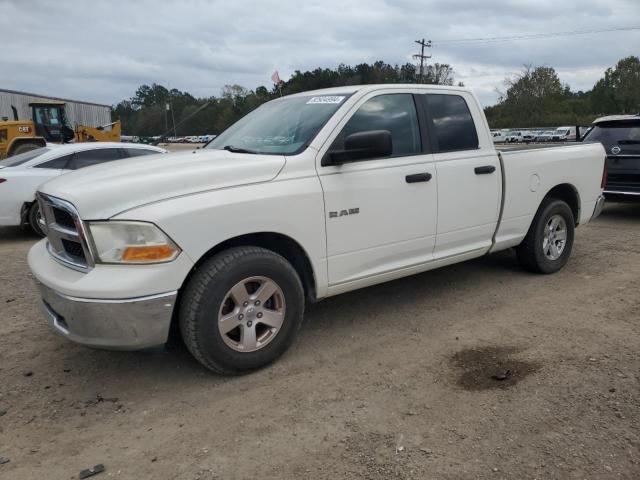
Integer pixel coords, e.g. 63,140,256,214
28,202,45,237
179,246,305,375
516,198,575,274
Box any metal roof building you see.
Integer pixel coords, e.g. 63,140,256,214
0,88,112,127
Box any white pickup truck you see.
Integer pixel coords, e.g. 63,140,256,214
28,85,606,374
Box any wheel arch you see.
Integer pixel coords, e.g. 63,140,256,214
169,232,318,343
195,232,317,300
541,183,581,226
20,200,35,224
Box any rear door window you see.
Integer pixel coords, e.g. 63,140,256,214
123,148,160,158
0,147,49,167
424,94,479,152
67,148,123,170
34,153,74,169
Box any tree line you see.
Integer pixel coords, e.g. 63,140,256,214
113,61,457,137
485,56,640,128
112,56,640,136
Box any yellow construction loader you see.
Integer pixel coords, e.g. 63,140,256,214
0,101,121,159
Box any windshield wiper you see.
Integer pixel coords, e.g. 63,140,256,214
223,145,257,154
617,140,640,145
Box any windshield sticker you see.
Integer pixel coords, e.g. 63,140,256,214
306,96,345,105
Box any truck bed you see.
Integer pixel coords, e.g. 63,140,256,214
491,142,605,253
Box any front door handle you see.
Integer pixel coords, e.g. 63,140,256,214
474,165,496,174
405,173,432,183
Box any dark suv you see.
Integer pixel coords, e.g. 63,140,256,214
583,115,640,200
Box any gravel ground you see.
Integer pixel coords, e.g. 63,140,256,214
0,203,638,480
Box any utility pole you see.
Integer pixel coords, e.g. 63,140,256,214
168,96,177,137
166,83,178,138
413,38,432,83
165,103,169,133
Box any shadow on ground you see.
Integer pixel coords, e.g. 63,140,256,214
0,226,38,242
599,201,640,221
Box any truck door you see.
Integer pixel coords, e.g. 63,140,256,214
317,92,437,287
418,93,501,258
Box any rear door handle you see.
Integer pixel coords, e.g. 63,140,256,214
474,165,496,174
405,173,432,183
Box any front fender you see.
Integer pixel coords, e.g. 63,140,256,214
112,177,330,298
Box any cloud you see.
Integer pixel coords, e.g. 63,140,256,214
1,0,638,106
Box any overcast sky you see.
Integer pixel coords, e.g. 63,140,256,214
1,0,639,107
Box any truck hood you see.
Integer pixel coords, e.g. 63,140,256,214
39,149,286,219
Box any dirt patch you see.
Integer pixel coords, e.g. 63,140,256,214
450,346,541,390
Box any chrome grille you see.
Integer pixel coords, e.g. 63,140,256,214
52,208,75,229
37,192,94,272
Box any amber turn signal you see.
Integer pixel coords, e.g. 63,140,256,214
121,245,177,262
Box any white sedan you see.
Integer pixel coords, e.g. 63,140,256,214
0,142,166,235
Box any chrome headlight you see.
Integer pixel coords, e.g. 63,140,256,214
88,221,181,264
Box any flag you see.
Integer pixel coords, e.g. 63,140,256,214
271,70,281,85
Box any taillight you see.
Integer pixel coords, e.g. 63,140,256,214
601,160,608,189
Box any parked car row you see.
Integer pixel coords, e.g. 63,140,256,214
120,135,217,144
166,135,216,144
492,126,585,143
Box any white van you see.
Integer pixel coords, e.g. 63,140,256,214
552,126,577,142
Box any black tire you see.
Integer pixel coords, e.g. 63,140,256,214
28,202,45,237
516,198,575,274
10,142,42,157
179,246,305,375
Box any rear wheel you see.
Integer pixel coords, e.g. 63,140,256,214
28,202,45,237
516,198,575,274
10,141,42,157
179,246,305,375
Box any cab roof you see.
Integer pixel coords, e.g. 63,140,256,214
287,83,470,98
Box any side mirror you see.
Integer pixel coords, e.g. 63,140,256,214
324,130,393,166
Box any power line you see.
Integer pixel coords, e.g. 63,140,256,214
432,26,640,46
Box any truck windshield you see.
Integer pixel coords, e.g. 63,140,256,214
583,123,640,154
206,94,350,155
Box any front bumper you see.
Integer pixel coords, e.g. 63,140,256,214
591,194,606,220
36,281,176,350
28,239,193,349
604,190,640,200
